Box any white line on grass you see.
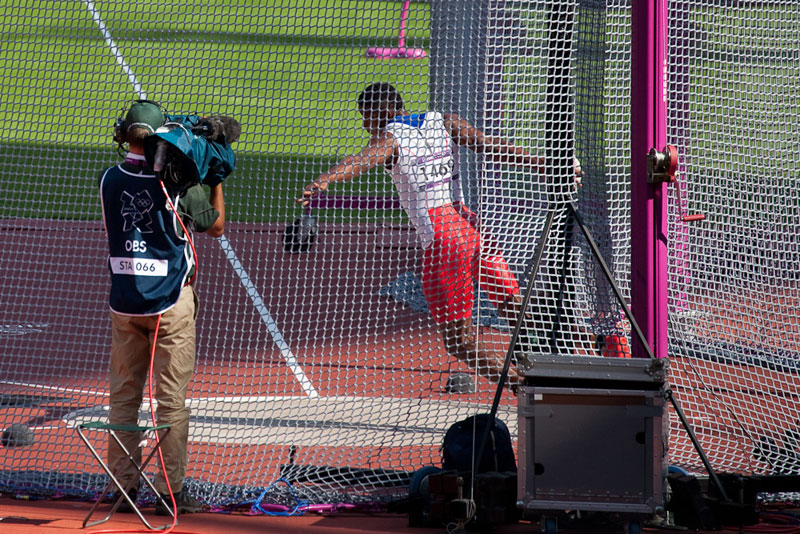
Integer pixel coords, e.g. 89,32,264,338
82,0,144,97
82,3,317,398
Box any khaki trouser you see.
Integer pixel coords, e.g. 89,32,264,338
107,285,197,494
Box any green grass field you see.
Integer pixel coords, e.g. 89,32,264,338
2,1,798,226
0,0,430,223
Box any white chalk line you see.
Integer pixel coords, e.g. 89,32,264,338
218,236,319,398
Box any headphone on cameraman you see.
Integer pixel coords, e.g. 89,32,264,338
112,99,166,145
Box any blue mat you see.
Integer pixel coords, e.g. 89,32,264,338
378,271,507,329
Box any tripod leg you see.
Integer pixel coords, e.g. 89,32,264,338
548,209,576,352
567,201,732,503
473,209,558,476
666,388,731,502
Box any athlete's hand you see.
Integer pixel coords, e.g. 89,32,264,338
534,157,584,186
297,179,329,207
573,157,584,188
453,202,503,255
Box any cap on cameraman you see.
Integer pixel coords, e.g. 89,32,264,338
125,101,164,134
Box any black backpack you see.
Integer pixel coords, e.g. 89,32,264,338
442,414,516,474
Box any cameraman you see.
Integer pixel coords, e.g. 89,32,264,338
98,100,227,515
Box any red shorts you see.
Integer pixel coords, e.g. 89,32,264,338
421,205,520,324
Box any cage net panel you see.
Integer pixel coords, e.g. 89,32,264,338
0,0,596,507
4,0,795,511
666,1,800,476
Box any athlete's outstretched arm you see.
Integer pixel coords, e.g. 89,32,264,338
443,113,544,168
297,133,396,206
443,113,582,182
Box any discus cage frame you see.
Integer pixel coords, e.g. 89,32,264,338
0,0,799,518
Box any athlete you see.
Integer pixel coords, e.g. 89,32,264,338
98,100,226,515
298,83,582,392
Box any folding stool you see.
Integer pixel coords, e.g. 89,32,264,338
77,421,175,529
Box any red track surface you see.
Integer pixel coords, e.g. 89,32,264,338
0,495,768,534
0,495,445,534
4,219,800,533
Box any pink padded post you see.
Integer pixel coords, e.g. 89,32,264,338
630,0,668,359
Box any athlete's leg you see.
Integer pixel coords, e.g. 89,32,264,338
478,249,540,360
423,207,517,392
438,318,519,392
496,295,535,352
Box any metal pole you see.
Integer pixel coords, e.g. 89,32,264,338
568,201,731,503
631,0,669,360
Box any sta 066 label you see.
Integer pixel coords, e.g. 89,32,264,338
110,257,168,277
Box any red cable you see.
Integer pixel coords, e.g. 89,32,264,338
149,314,178,532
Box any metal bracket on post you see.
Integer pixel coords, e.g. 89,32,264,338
647,145,678,184
647,145,705,222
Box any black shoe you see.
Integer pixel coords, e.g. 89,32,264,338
155,491,203,516
113,488,138,514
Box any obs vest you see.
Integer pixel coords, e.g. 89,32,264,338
100,164,193,315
